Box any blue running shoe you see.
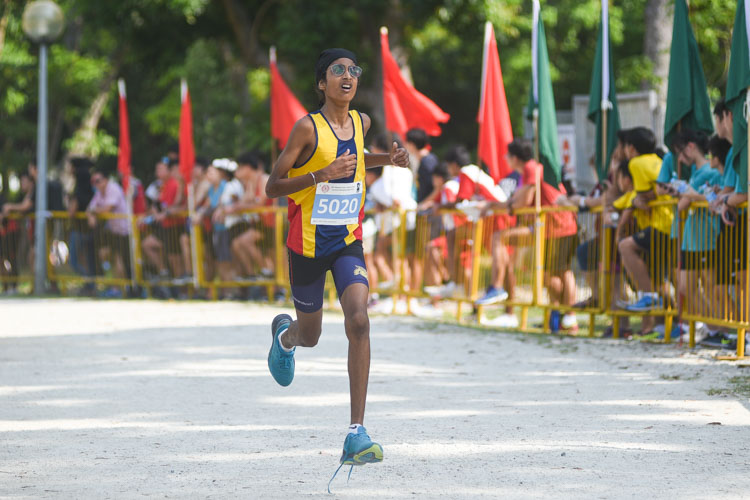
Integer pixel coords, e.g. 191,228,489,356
474,286,508,306
268,314,294,386
340,426,383,466
328,427,383,493
626,295,663,312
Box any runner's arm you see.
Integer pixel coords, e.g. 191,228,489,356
359,113,410,169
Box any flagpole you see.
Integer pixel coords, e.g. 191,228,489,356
600,0,609,315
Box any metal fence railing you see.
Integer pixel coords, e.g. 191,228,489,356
1,201,746,359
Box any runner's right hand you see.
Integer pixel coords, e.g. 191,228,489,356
321,149,356,181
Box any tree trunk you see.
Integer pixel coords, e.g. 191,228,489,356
643,0,673,111
66,67,119,158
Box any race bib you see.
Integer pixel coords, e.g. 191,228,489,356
310,181,363,225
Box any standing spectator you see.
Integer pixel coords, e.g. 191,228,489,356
507,138,578,331
405,128,439,203
66,157,96,294
368,134,416,290
86,168,131,293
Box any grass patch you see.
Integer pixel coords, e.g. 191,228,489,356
706,375,750,398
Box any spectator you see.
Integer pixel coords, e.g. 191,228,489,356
66,157,96,294
507,138,578,331
228,151,275,280
141,159,171,281
405,128,439,203
441,147,511,308
210,158,244,298
86,168,131,293
617,127,674,312
28,161,64,212
670,130,722,321
368,134,416,291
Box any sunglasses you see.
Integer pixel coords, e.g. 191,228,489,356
330,63,362,78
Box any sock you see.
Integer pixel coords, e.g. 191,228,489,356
277,328,293,353
348,423,363,435
645,292,658,299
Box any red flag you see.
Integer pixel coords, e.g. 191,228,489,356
478,22,513,181
380,26,450,138
117,79,131,192
179,79,195,185
270,47,307,149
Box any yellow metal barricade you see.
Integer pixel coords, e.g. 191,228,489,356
47,211,134,296
606,199,678,341
681,201,748,358
194,206,288,301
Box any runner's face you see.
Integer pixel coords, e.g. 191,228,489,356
321,57,358,102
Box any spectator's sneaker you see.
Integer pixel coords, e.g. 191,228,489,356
561,313,578,331
425,281,457,298
268,314,295,387
699,331,726,347
484,313,519,328
626,295,663,312
475,287,508,306
328,426,383,493
655,324,683,341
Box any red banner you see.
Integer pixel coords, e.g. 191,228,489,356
179,79,195,185
380,27,450,139
270,47,307,149
478,22,513,182
117,79,131,192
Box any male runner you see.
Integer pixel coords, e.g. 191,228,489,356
264,48,409,481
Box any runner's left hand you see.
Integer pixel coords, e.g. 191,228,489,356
390,142,409,168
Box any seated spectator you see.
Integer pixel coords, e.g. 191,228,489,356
506,138,578,331
86,168,131,292
228,151,275,280
670,130,723,318
141,159,172,281
210,158,244,298
617,127,674,312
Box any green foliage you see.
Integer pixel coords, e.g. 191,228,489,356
0,0,740,189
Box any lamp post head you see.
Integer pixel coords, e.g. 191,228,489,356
22,0,64,43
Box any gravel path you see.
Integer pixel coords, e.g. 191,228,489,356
1,299,749,499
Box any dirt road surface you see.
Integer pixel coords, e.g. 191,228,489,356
1,299,749,499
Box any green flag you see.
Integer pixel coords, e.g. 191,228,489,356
663,0,714,150
525,0,561,187
587,0,621,182
726,0,750,190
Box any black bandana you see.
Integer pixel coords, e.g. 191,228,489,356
315,48,358,84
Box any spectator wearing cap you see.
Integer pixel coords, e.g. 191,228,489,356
209,158,244,297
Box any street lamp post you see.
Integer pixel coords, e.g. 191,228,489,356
22,0,64,295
